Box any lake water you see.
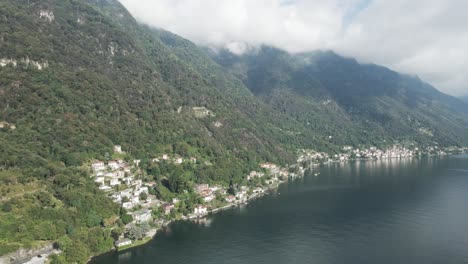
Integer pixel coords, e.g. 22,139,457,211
91,155,468,264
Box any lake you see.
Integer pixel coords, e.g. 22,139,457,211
91,155,468,264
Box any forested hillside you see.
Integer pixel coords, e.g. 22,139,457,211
211,47,468,147
0,0,302,261
1,0,468,262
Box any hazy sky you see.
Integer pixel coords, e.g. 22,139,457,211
119,0,468,96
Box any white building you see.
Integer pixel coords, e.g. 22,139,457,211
122,202,134,209
225,195,236,203
130,196,139,204
92,161,105,172
247,171,265,180
196,184,210,193
260,163,277,170
115,170,125,178
132,210,152,223
123,166,131,173
108,161,119,170
115,238,132,247
111,193,122,203
122,177,132,185
133,180,142,188
110,179,120,186
120,189,132,197
135,186,149,196
253,187,264,194
99,185,112,192
114,145,123,154
194,205,208,216
203,194,215,203
95,177,105,184
163,204,174,215
236,191,247,202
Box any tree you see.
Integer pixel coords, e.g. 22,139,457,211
121,196,130,203
148,187,157,195
63,153,81,166
169,209,177,219
32,221,57,240
65,240,90,264
49,254,67,264
139,192,148,201
66,225,75,235
111,227,124,240
86,211,102,227
120,213,133,225
228,185,237,195
1,202,12,212
86,228,114,254
56,235,73,251
140,222,150,236
127,226,143,240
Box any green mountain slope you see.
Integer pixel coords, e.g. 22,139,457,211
0,0,301,260
211,47,468,147
1,0,468,262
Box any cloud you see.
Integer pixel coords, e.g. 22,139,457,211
119,0,468,96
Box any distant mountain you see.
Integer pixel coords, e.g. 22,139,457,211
210,46,468,146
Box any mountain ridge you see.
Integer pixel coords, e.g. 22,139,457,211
210,46,468,146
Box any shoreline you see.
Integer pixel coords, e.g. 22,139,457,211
89,182,282,262
83,151,467,263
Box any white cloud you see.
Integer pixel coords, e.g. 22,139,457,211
119,0,468,96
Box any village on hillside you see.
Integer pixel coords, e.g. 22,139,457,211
90,144,466,250
89,146,289,249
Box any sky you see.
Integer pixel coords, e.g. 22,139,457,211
119,0,468,96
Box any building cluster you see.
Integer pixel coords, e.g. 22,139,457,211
195,184,223,203
259,163,289,181
0,57,49,70
0,121,16,130
246,171,264,181
90,146,156,210
39,9,55,22
349,146,415,159
187,164,290,218
192,106,215,118
152,154,197,165
297,151,330,164
297,145,460,168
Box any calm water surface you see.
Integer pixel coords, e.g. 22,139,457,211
91,155,468,264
